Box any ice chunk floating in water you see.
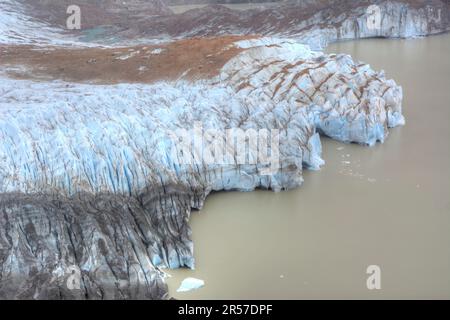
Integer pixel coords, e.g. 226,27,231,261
177,278,205,293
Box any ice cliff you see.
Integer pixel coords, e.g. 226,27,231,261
0,36,404,298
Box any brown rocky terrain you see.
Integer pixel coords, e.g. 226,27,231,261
12,0,450,48
0,35,254,83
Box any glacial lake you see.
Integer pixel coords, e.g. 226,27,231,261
165,33,450,299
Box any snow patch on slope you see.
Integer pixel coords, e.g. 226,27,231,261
0,0,70,45
0,0,113,47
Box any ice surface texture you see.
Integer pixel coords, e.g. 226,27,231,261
0,38,404,299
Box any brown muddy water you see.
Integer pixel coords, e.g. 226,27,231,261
165,33,450,299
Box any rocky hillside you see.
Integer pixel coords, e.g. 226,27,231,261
139,0,450,49
3,0,449,47
17,0,172,28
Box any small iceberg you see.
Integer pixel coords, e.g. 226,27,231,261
177,277,205,293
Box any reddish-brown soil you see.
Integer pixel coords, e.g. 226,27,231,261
0,35,257,84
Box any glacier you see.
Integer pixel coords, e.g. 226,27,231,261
7,0,450,300
0,39,404,197
0,36,405,299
